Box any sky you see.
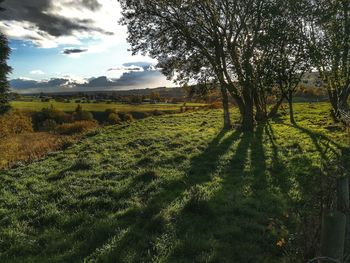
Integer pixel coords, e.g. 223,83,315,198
0,0,174,93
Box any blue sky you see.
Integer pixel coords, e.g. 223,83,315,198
0,0,173,93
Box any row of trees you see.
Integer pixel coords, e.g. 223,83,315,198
119,0,350,131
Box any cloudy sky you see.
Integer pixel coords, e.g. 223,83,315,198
0,0,173,93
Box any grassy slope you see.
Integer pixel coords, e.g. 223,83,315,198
0,103,347,263
10,101,204,112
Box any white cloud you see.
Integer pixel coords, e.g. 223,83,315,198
30,70,45,75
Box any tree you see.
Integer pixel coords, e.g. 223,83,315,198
268,0,310,124
150,91,161,102
0,0,12,114
305,0,350,120
119,0,284,131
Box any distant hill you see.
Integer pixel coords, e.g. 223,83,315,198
21,86,186,99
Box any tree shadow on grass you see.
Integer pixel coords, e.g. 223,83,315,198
291,124,342,159
4,122,332,263
163,124,295,262
79,129,244,262
78,124,303,263
70,122,344,263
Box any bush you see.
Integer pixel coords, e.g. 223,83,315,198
73,104,94,121
73,111,94,121
105,108,117,115
130,111,151,120
56,121,98,135
107,113,121,125
41,119,57,132
209,101,222,109
152,110,164,116
0,110,33,138
32,106,72,130
118,112,134,122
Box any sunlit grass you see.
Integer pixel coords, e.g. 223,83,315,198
0,102,347,262
10,100,206,112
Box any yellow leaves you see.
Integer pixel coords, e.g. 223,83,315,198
276,238,286,247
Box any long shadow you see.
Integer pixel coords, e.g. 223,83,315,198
164,126,271,262
8,121,337,262
163,123,313,262
79,129,243,262
292,124,342,160
265,122,292,194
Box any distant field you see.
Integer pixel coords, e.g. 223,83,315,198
10,100,206,112
0,103,348,262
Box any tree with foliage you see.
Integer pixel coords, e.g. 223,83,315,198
0,1,12,114
119,0,286,131
267,0,310,124
150,91,161,102
305,0,350,120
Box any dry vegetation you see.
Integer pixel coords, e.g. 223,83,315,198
0,132,70,169
0,103,206,169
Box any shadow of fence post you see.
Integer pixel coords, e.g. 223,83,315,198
319,148,350,263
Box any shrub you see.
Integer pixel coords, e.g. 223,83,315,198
209,101,222,109
73,104,94,121
41,119,57,132
152,110,164,116
107,113,121,125
56,121,98,135
73,111,94,121
131,111,151,120
118,112,134,122
105,108,117,115
32,106,72,130
0,110,33,138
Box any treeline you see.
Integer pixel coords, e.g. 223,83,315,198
120,0,350,130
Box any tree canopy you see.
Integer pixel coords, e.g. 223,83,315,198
120,0,311,130
0,0,12,114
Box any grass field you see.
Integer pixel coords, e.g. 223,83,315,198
0,103,348,262
10,101,205,112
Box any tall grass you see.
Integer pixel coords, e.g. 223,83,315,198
0,110,33,138
0,132,70,169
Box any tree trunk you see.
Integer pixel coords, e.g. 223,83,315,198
288,91,296,125
241,101,254,132
228,87,255,132
268,95,284,118
253,89,267,122
221,86,231,129
239,87,255,132
328,89,349,121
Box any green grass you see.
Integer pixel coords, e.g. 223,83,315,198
0,103,348,262
10,100,205,112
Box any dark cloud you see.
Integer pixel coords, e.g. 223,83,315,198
0,0,111,37
10,78,69,90
122,62,153,70
10,62,172,93
63,48,88,55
